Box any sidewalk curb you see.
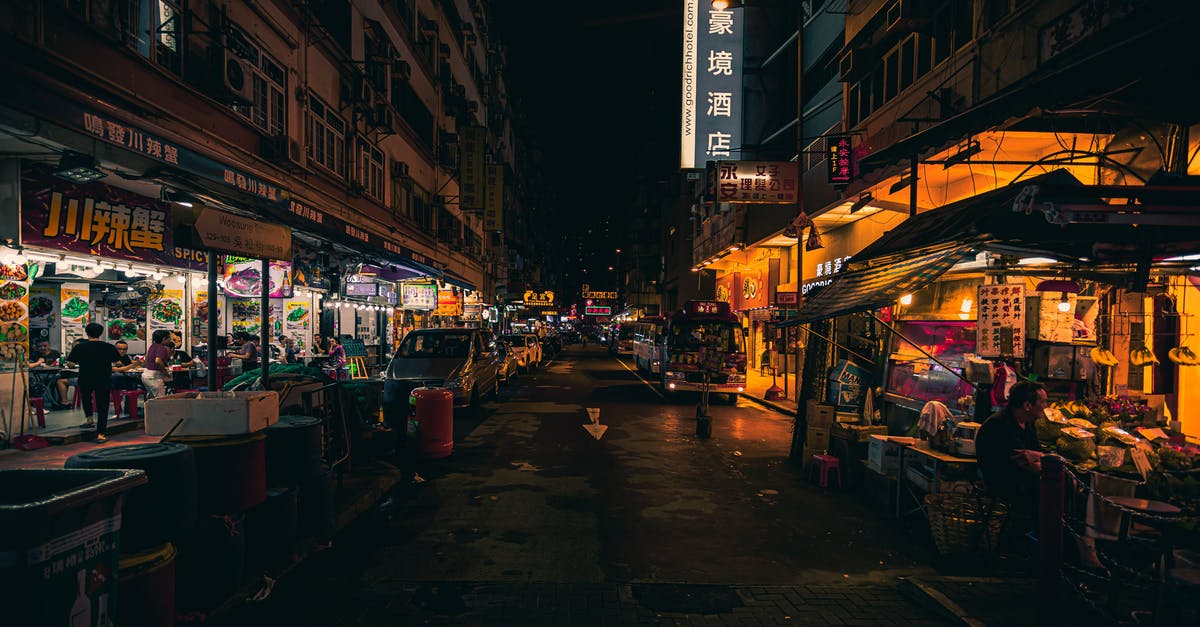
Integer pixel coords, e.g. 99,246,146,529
738,392,796,417
898,577,987,627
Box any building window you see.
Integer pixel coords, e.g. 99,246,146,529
355,137,385,201
127,0,182,74
392,179,412,221
231,41,286,137
307,96,346,177
412,186,433,230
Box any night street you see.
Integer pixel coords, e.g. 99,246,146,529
212,346,943,625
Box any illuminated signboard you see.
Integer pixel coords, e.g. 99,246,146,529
680,1,744,169
715,161,798,204
684,300,730,316
400,283,438,310
585,306,611,316
580,284,617,300
524,290,555,306
827,135,853,186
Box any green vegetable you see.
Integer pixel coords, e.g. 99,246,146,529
287,307,308,321
61,296,89,318
1055,436,1096,462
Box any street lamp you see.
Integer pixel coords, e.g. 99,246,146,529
711,0,745,8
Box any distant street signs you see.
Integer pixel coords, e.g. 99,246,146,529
585,306,611,316
580,284,617,300
192,207,292,260
524,290,555,306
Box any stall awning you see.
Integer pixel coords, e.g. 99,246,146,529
778,244,975,327
392,257,443,280
849,169,1200,270
442,270,477,291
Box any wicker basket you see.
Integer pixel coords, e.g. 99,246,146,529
924,492,1008,557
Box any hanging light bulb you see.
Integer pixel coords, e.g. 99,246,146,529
175,275,187,283
960,298,973,313
899,293,914,306
1057,292,1071,313
11,250,27,265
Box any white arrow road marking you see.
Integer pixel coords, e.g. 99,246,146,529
582,423,608,440
583,406,606,439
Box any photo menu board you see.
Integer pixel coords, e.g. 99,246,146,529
0,263,31,365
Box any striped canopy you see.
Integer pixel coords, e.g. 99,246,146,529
778,244,974,327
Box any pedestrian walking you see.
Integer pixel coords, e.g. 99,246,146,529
141,329,173,398
66,323,122,443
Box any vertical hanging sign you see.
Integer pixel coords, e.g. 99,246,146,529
827,135,854,186
483,164,504,232
459,126,486,210
681,0,743,169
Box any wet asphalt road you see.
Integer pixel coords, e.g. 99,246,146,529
212,345,942,625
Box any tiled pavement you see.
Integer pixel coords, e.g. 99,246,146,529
220,580,950,626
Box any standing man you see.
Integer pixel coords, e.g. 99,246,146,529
66,323,122,443
229,332,261,372
142,330,173,398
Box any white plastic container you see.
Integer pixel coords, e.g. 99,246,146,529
144,391,279,436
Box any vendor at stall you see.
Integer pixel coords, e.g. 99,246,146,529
229,332,261,372
976,380,1046,516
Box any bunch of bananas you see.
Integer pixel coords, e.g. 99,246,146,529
1129,346,1160,366
1168,345,1200,366
1089,346,1119,367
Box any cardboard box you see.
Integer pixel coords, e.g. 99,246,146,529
832,423,888,442
145,391,279,436
806,400,835,428
866,435,915,475
806,426,831,450
835,411,860,423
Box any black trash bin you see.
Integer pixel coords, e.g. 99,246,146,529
0,468,147,627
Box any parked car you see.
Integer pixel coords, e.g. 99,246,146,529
381,328,502,425
496,337,520,382
502,333,542,372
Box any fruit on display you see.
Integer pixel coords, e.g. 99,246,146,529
1130,346,1159,366
1089,346,1119,367
1168,346,1199,366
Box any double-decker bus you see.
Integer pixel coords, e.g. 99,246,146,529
631,316,666,374
661,300,747,397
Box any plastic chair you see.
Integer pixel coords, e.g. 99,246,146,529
70,382,83,409
810,454,842,488
119,389,147,421
29,398,46,428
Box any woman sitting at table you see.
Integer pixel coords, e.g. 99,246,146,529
281,336,298,364
53,338,86,410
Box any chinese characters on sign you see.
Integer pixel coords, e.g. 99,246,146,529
459,126,486,210
680,1,743,169
715,161,799,203
976,284,1026,358
82,110,284,204
401,283,438,310
193,207,293,261
585,306,611,316
21,164,205,269
827,135,853,186
689,301,724,315
523,290,555,306
580,285,617,300
483,164,504,232
803,255,853,295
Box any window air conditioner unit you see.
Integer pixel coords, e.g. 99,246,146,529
838,49,867,82
420,18,438,36
261,135,305,169
391,161,410,179
222,48,256,105
392,60,411,80
885,0,930,35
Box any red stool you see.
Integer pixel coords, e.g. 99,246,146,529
120,389,147,421
810,454,842,489
70,383,83,409
29,398,46,428
109,389,124,416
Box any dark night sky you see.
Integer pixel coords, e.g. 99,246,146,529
493,1,681,284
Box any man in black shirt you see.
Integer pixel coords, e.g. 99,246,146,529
67,323,122,443
976,380,1047,516
28,339,61,368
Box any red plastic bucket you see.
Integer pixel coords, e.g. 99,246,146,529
117,542,175,627
412,387,454,459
